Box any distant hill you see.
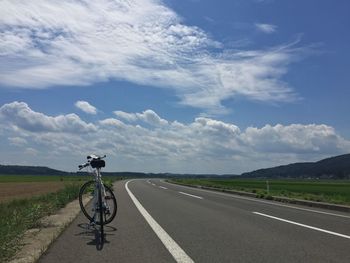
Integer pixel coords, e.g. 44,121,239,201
0,164,237,178
241,153,350,179
4,153,349,179
76,171,236,179
0,164,69,175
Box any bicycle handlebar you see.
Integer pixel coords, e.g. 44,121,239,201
78,162,90,170
87,154,106,160
78,154,106,170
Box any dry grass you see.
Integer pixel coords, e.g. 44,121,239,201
0,182,66,203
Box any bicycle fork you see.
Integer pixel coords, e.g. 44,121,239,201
90,180,109,226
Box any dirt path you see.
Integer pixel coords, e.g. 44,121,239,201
0,182,67,203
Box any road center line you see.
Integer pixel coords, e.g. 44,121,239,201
253,212,350,240
162,180,350,219
159,186,168,190
125,180,194,263
179,192,203,199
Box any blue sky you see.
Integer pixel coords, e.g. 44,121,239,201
0,0,349,173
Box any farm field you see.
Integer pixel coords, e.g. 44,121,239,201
0,182,67,203
171,178,350,205
0,175,119,202
0,175,89,182
0,175,88,203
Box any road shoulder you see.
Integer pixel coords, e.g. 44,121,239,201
9,196,90,263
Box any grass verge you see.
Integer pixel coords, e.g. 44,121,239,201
0,183,80,262
170,178,350,205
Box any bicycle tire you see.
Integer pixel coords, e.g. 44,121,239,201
79,180,117,225
103,184,117,224
98,184,104,241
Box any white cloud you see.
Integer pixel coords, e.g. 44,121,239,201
0,0,299,113
139,110,169,126
1,101,349,173
255,23,277,34
8,137,27,146
114,109,168,126
99,118,125,128
113,111,138,122
25,147,39,155
242,124,345,154
75,100,97,115
0,101,97,133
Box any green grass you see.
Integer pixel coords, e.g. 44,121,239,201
170,178,350,205
0,175,122,261
0,183,82,262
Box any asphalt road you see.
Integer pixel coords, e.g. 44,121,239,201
39,179,350,263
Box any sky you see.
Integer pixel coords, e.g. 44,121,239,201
0,0,349,174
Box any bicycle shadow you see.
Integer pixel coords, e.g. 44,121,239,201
75,223,117,250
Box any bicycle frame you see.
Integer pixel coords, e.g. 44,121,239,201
91,167,106,224
78,154,117,244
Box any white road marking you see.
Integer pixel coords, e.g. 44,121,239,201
147,180,151,184
162,180,350,219
253,212,350,240
152,183,156,186
159,186,168,190
125,180,194,263
179,192,203,200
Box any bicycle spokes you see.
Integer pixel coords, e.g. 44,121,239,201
79,180,117,225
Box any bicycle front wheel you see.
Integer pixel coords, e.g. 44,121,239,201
98,184,104,241
79,180,117,225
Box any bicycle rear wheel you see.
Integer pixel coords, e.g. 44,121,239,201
79,180,117,225
98,185,104,241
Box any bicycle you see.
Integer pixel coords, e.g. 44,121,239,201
78,154,117,242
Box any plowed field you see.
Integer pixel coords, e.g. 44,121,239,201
0,182,66,202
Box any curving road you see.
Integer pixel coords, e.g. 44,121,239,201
39,179,350,263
